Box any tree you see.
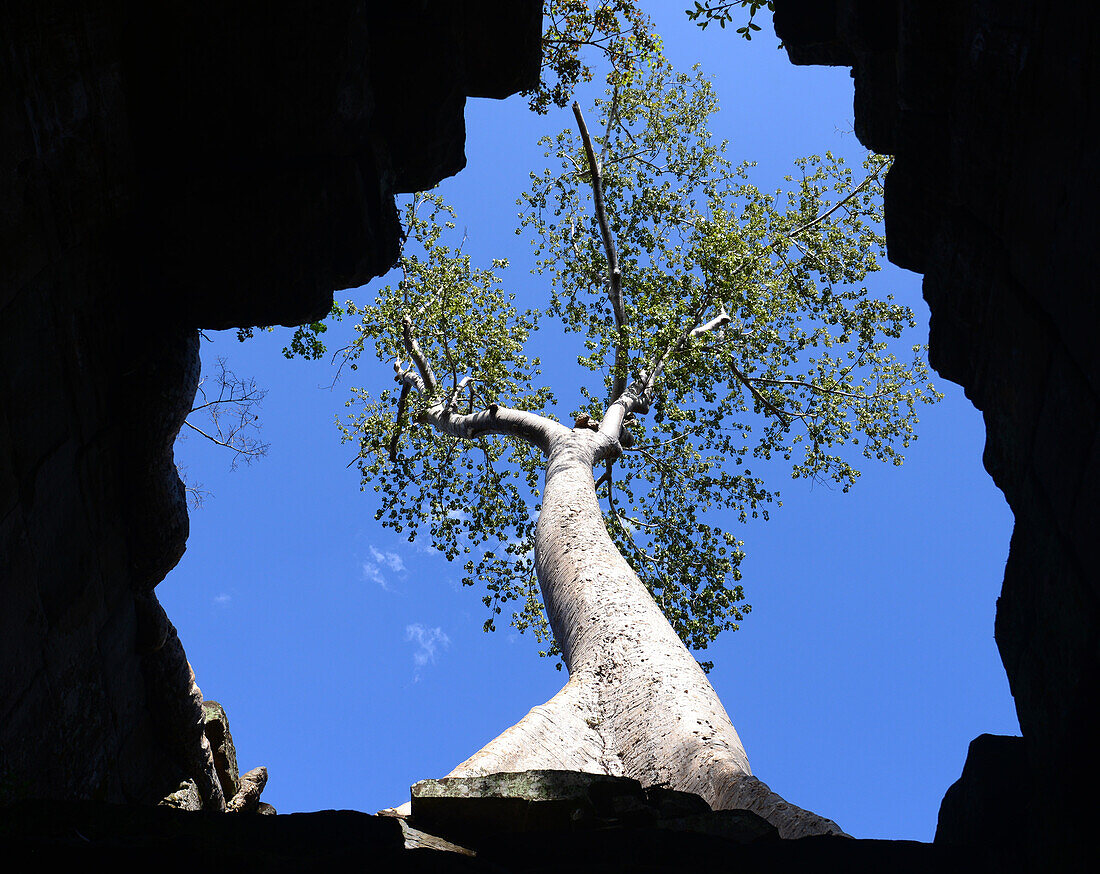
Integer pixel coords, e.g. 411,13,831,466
177,353,270,508
530,1,776,116
337,56,938,837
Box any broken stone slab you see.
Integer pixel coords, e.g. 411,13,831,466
399,821,477,856
410,770,711,846
159,780,202,811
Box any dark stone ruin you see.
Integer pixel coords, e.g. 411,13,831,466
0,0,541,810
774,1,1098,868
2,0,1094,870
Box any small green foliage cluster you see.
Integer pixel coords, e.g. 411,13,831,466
531,0,660,114
236,302,344,362
685,1,774,39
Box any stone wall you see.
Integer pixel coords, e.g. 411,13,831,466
0,0,540,805
773,1,1097,867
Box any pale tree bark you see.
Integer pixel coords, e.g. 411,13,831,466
444,425,844,839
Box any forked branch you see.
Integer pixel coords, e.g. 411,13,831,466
392,318,568,454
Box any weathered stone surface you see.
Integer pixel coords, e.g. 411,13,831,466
143,621,225,811
411,771,653,843
412,770,781,851
399,821,477,856
774,1,1097,868
203,701,240,802
227,767,269,814
159,780,202,812
0,0,540,806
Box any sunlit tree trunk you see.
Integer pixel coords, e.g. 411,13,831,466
447,429,844,839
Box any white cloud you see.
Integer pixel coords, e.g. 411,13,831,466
406,623,450,667
214,593,231,605
369,545,405,573
362,561,388,589
362,545,406,591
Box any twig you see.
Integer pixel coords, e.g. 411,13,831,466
182,421,266,457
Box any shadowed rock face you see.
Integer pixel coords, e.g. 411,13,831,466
0,796,977,872
774,1,1097,867
0,0,540,805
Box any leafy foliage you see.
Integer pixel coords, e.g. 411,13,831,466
337,196,554,641
530,0,660,114
236,303,345,362
338,56,940,667
685,1,774,39
514,57,938,657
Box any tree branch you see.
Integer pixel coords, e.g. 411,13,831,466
573,100,629,403
728,363,791,426
402,314,438,396
182,420,267,458
748,376,890,401
427,403,566,455
786,163,884,240
598,294,727,447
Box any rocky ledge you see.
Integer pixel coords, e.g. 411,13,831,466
1,771,981,872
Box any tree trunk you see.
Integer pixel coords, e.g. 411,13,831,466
448,429,844,839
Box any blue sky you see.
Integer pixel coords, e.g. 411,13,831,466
165,8,1019,840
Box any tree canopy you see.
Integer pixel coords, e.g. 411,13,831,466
333,54,939,668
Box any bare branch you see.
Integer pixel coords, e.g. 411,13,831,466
392,338,565,454
598,292,723,447
595,459,613,491
187,392,263,415
573,100,629,403
691,308,731,337
748,376,891,401
426,403,567,455
728,362,791,426
182,420,267,461
786,163,884,240
184,357,270,470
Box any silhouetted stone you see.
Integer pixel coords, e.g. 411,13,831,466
0,0,541,807
935,734,1029,871
0,799,975,873
644,786,712,819
774,1,1098,867
658,808,779,844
